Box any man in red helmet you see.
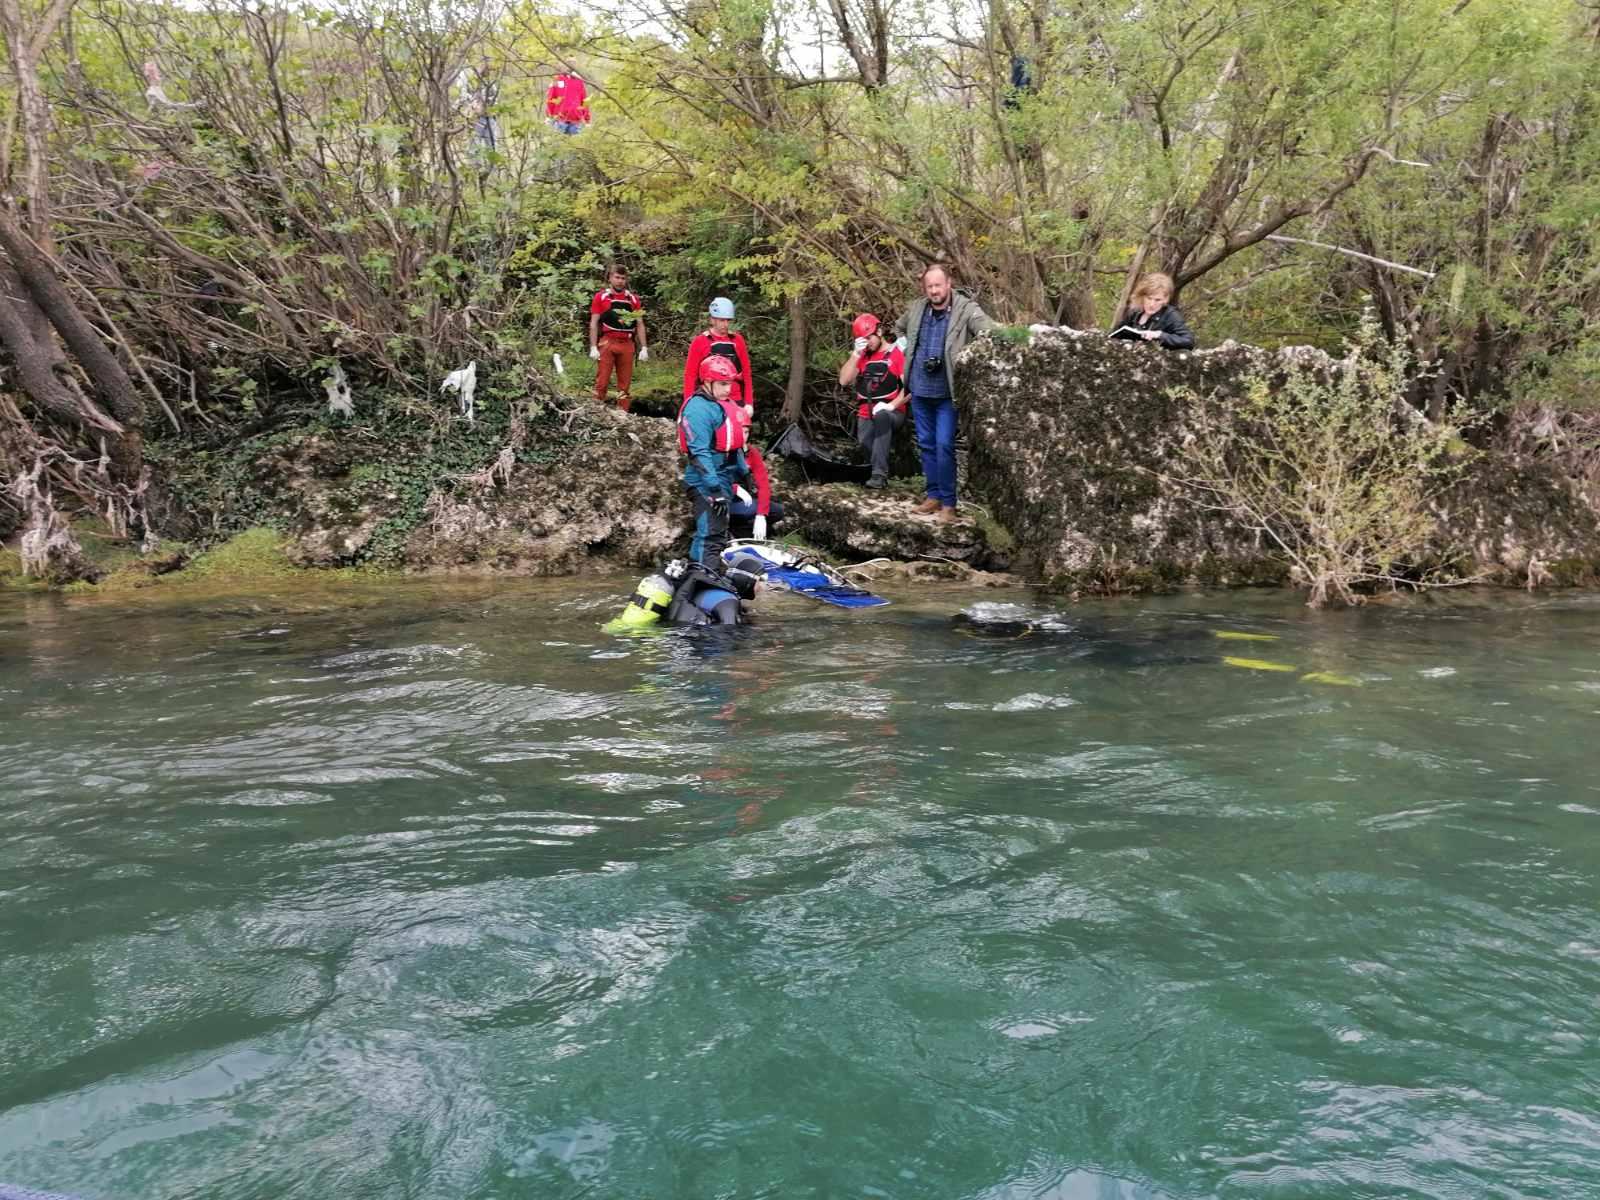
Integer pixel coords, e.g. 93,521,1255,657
678,355,749,567
683,297,774,538
837,312,907,490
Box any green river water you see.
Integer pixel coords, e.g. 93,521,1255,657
1,577,1597,1200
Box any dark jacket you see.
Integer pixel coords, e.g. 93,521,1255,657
895,289,997,397
1110,304,1194,350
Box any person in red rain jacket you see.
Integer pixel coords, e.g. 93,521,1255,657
682,297,754,408
837,312,907,490
546,72,590,134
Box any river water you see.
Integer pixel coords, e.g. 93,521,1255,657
1,576,1597,1200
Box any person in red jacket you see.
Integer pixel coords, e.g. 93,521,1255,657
838,312,907,489
682,297,754,407
546,72,590,135
589,264,647,411
728,403,779,541
682,298,776,538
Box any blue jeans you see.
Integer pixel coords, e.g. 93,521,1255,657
911,394,958,507
552,119,584,135
729,496,785,527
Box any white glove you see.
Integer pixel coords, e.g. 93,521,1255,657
588,345,600,360
733,484,753,505
853,336,869,354
752,515,767,541
871,401,894,416
637,346,649,362
743,404,754,420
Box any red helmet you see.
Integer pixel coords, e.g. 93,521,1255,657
698,354,739,383
852,313,881,339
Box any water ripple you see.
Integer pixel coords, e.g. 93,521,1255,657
3,582,1600,1199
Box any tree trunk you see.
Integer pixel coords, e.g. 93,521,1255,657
781,291,808,424
0,261,122,435
0,206,142,427
0,0,73,246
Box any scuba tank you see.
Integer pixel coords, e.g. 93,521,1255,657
665,559,752,626
604,562,758,632
609,572,675,630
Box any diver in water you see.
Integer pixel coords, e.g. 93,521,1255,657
610,558,762,630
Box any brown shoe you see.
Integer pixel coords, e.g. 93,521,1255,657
935,506,958,523
913,498,942,514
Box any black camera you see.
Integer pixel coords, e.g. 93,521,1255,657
922,355,944,373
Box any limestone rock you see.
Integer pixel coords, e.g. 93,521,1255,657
238,407,688,574
958,327,1600,592
252,434,388,567
957,328,1294,592
403,408,685,574
1431,449,1600,586
781,482,1008,570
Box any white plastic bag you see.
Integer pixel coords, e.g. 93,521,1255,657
441,361,478,424
323,362,354,417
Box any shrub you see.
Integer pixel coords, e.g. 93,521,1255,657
1170,312,1477,608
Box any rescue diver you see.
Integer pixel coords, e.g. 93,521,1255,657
609,558,762,630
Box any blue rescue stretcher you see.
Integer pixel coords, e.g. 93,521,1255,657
720,541,889,609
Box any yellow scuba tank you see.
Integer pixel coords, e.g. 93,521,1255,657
607,573,675,631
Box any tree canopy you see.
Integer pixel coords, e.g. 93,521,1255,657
2,0,1598,547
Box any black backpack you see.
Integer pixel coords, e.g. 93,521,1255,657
766,422,871,485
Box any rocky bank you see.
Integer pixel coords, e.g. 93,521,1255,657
194,402,1010,578
956,327,1600,593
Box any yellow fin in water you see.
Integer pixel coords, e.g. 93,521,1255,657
1223,656,1297,672
1301,671,1360,687
1213,630,1279,642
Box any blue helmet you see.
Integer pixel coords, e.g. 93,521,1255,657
708,297,735,319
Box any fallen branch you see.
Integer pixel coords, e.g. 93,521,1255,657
1265,234,1437,280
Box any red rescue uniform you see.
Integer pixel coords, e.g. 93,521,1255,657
683,329,754,407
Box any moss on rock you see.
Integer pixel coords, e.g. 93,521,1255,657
958,327,1600,595
178,528,302,580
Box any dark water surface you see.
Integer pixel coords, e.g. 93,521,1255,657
2,577,1598,1200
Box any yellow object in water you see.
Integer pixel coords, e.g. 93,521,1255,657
1301,671,1361,686
1223,656,1297,672
606,573,674,633
1213,630,1279,642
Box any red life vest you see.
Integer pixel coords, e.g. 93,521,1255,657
677,392,748,454
855,356,900,403
696,331,747,403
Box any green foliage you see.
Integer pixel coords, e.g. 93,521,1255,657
1171,311,1479,608
0,547,46,592
175,529,299,580
12,0,1596,578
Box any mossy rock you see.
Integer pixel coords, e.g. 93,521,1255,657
959,327,1600,596
177,528,302,581
0,546,46,592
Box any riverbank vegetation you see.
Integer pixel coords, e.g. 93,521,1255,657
1169,313,1480,607
2,0,1598,600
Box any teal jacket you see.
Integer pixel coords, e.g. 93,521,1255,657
680,390,747,497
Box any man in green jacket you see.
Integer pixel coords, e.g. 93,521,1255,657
894,264,997,521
